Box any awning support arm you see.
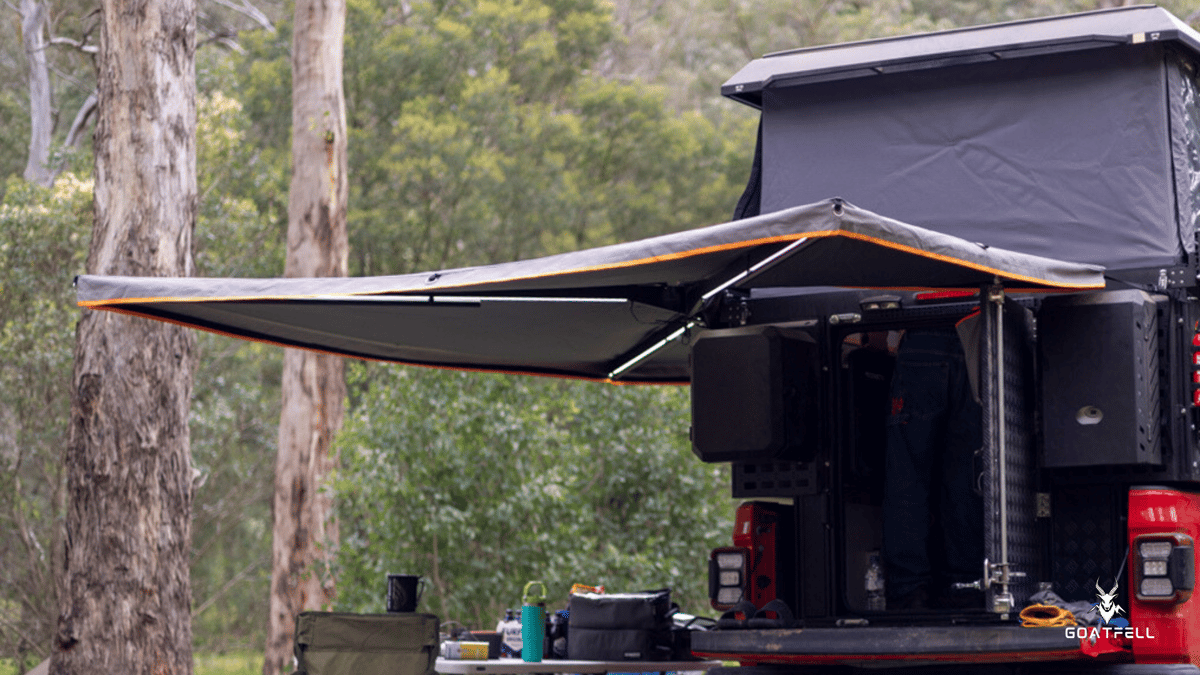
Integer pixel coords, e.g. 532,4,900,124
607,237,811,381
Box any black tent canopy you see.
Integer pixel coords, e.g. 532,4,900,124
76,199,1104,383
722,6,1200,272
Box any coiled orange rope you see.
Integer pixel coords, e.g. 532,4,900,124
1019,603,1077,627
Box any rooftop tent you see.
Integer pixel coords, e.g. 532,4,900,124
723,6,1200,272
76,199,1104,383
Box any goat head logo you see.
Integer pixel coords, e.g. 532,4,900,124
1094,579,1125,625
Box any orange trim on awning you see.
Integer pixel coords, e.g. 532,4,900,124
77,228,1103,310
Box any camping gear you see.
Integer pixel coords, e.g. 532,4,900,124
567,590,676,661
293,611,438,675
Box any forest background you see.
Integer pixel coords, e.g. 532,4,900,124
2,0,1195,671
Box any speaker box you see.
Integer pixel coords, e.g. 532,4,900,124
690,328,819,463
1039,290,1163,467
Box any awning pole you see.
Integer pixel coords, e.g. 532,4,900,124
607,321,697,381
699,237,809,304
988,283,1014,614
609,237,811,381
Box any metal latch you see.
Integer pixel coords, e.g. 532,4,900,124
952,558,1027,613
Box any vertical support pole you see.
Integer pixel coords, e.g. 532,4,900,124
989,284,1013,614
973,283,1036,613
980,283,1014,614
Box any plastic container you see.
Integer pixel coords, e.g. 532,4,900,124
496,609,522,658
865,550,886,611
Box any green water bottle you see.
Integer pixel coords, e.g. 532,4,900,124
521,581,547,663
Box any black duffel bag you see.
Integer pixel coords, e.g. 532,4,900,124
567,589,675,661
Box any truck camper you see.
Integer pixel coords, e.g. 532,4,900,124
76,5,1200,672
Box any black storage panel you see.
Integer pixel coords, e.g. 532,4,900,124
690,327,820,463
1039,290,1163,468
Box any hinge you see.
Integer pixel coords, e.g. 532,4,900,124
1036,492,1052,518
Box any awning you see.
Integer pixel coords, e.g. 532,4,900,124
76,199,1105,383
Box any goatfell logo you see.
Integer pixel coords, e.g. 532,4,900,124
1093,578,1126,626
1063,577,1155,641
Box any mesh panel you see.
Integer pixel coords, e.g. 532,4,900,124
732,461,818,497
1001,304,1039,607
1051,485,1123,602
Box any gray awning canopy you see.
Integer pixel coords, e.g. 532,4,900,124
76,199,1105,383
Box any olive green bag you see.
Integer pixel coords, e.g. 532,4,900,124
293,611,439,675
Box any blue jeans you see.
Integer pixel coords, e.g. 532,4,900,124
882,329,983,601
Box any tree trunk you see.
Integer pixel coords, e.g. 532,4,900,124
262,0,348,671
22,0,52,187
52,0,196,671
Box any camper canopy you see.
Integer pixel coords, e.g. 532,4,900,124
723,6,1200,272
76,199,1104,383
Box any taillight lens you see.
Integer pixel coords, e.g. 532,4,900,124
1134,534,1195,603
709,546,749,610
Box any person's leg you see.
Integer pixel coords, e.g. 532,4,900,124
882,332,951,606
938,344,985,600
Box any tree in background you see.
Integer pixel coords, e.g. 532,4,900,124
21,0,52,186
5,0,98,191
262,0,349,671
53,0,197,671
0,34,288,673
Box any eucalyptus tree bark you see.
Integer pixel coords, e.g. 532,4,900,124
22,0,52,187
52,0,196,671
262,0,348,671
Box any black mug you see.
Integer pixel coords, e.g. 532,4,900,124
386,574,424,612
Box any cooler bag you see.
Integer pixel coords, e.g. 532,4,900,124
293,611,439,675
566,590,674,661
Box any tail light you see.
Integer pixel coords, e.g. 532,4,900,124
1133,533,1195,603
1127,487,1200,664
709,501,792,611
709,546,749,609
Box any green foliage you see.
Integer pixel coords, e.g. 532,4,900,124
557,78,751,250
334,364,732,628
189,337,280,653
0,174,92,663
0,90,31,192
232,25,295,167
195,84,287,278
235,0,751,277
188,54,288,653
